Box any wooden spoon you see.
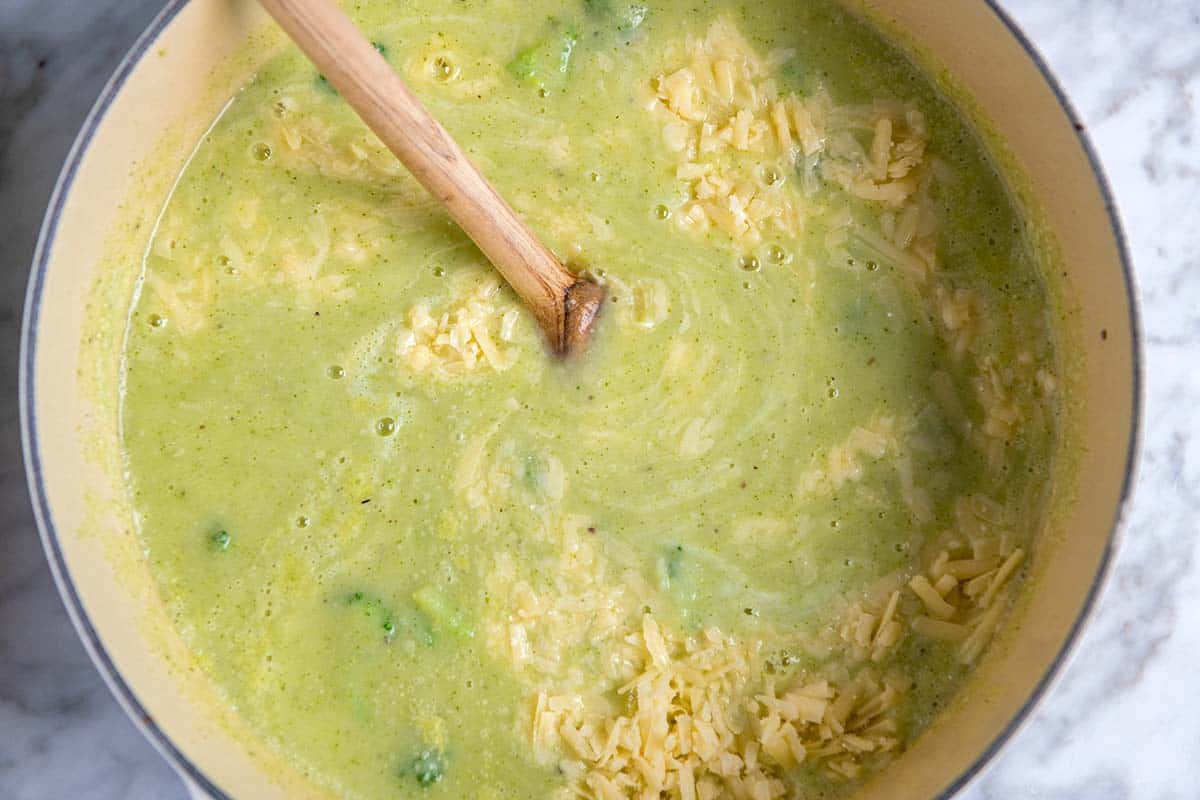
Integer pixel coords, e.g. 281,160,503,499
258,0,605,357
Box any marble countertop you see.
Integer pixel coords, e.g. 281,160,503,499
1,1,1196,798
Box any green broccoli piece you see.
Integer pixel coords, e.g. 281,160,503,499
209,529,231,552
664,544,685,583
658,544,699,609
507,19,579,90
411,749,445,786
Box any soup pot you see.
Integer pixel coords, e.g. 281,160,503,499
20,1,1140,797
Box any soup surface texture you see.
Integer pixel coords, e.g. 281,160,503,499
121,0,1060,797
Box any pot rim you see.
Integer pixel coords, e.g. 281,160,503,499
18,1,1144,798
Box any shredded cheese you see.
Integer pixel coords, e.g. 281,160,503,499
647,18,934,259
532,616,909,798
836,493,1029,667
399,276,524,378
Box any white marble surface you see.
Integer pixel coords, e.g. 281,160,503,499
0,0,1196,797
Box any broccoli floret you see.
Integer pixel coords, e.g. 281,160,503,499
658,544,700,610
411,749,445,786
665,544,685,583
507,19,579,91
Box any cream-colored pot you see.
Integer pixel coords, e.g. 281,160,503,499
21,1,1139,798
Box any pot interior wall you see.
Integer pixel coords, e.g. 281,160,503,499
27,1,1134,797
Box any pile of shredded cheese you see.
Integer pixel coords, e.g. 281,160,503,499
478,511,919,796
837,494,1027,666
647,19,936,259
398,277,522,378
485,491,1028,797
530,615,910,799
647,20,813,242
820,102,929,208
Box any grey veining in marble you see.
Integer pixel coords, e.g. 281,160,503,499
1,1,1197,798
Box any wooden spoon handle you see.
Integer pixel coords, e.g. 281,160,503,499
258,0,603,355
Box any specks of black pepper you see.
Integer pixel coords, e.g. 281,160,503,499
1100,328,1108,341
360,498,371,505
587,526,596,534
314,311,320,316
740,481,747,489
867,356,877,366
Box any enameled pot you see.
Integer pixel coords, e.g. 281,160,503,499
20,1,1140,797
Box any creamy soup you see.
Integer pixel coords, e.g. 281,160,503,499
121,0,1061,797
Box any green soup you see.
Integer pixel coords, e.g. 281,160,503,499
121,0,1061,797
